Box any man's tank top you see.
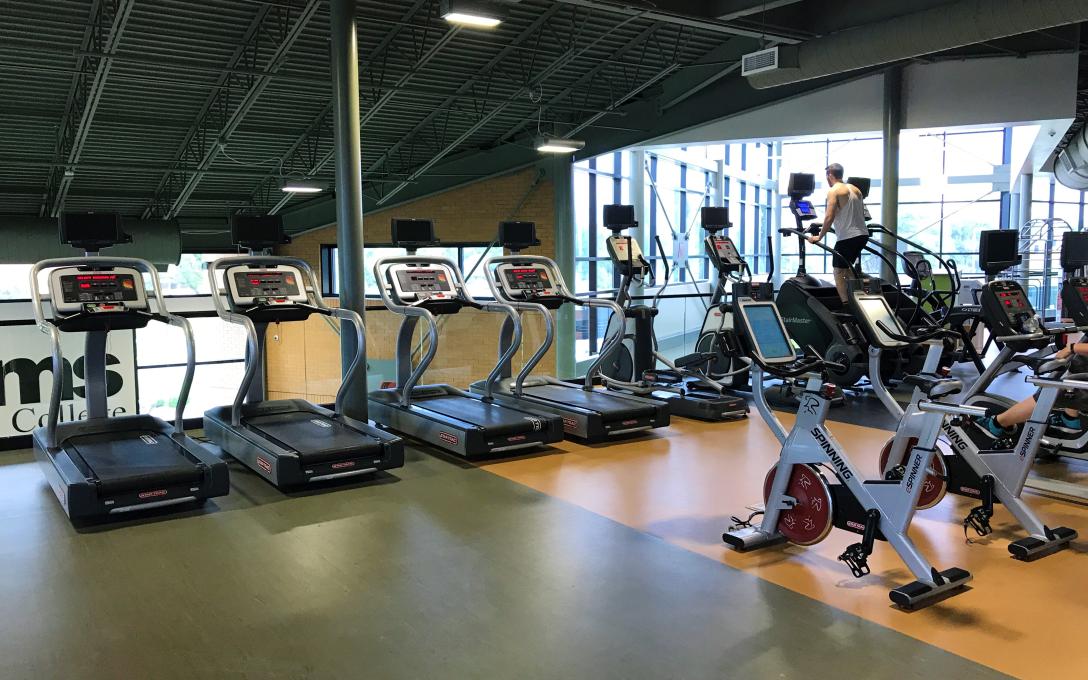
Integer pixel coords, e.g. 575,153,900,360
834,183,869,241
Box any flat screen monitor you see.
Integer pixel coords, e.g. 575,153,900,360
499,221,539,249
978,229,1019,273
793,200,816,218
60,212,126,247
701,206,729,229
787,173,815,197
391,218,436,246
231,215,286,248
743,303,794,362
1061,231,1088,270
847,177,871,199
858,296,906,348
603,204,636,229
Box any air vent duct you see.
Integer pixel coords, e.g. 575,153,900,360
1056,126,1088,191
741,46,798,76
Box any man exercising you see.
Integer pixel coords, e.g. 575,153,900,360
807,163,869,303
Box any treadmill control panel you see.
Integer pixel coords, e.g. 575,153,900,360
706,235,743,270
496,264,561,299
387,263,458,303
225,265,308,307
982,279,1036,333
50,267,148,315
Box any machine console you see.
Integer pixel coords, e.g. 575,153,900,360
854,294,908,350
737,301,796,366
495,264,561,299
606,235,650,275
1061,278,1088,325
50,267,147,316
225,265,308,308
791,200,817,221
387,263,458,304
706,234,743,271
981,280,1036,334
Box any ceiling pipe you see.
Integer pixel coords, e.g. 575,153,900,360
748,0,1088,89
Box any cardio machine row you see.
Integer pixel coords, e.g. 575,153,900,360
32,209,755,525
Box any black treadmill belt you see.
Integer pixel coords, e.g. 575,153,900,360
414,395,542,436
524,384,656,418
245,411,382,464
68,431,201,496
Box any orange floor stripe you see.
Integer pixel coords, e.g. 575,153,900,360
482,415,1088,680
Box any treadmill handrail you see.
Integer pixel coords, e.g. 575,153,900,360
373,254,525,405
29,256,195,446
207,255,367,425
483,256,556,398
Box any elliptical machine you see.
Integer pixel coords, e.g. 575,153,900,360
599,205,748,421
31,213,229,523
722,281,974,609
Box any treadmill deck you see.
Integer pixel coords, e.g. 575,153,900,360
68,431,201,495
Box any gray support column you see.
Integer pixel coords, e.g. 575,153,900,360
330,0,368,419
880,66,903,283
1018,172,1033,230
552,157,577,379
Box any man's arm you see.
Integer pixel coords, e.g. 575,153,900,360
810,187,839,242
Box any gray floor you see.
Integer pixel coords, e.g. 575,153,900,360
0,443,1006,680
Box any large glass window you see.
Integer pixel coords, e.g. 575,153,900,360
0,264,33,300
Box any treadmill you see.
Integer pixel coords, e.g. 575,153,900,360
203,216,404,488
31,212,229,523
368,218,565,458
468,221,670,441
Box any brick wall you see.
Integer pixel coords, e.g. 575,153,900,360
267,167,558,404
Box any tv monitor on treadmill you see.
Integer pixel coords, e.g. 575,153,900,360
232,215,289,249
741,302,795,365
391,218,437,247
499,221,540,250
701,207,730,231
60,212,129,250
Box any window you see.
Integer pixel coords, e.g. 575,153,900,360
159,253,226,296
320,243,499,300
0,264,33,300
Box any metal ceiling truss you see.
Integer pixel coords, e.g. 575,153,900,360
40,0,136,218
140,0,320,220
366,4,671,205
250,0,457,214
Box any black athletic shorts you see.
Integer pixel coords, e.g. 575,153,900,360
832,235,868,269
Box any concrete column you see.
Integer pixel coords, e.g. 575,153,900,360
551,157,577,379
1017,173,1033,229
880,66,903,283
330,0,368,419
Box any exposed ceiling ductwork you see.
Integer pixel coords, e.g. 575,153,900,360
747,0,1088,89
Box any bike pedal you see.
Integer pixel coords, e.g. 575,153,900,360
838,544,871,578
964,507,993,537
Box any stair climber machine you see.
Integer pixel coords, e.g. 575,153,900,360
203,216,403,488
31,213,229,523
369,219,564,458
775,173,869,390
598,205,748,421
721,282,972,609
691,206,757,392
848,281,1077,559
468,221,669,441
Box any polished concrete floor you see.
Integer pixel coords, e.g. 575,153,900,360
0,436,1007,680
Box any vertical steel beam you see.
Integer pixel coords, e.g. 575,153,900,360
880,66,902,283
551,157,577,379
330,0,368,419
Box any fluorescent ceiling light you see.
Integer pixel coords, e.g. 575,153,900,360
281,179,325,194
444,12,501,27
536,137,585,154
441,0,502,28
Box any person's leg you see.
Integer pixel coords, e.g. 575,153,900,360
830,236,865,303
833,266,851,303
995,396,1036,427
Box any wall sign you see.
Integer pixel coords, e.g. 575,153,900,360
1,325,137,439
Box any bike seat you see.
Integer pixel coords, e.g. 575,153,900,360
903,374,963,398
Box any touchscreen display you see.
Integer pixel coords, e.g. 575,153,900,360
745,304,793,360
859,297,904,346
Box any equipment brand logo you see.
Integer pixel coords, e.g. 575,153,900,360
331,461,356,470
138,489,168,500
811,428,853,480
941,422,970,451
439,432,459,446
802,395,819,416
562,417,577,432
904,450,924,492
1017,425,1036,460
256,457,273,473
310,419,333,429
2,352,129,434
139,435,158,445
782,317,811,326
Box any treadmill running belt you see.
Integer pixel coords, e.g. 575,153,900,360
414,395,543,436
524,384,657,417
245,411,382,465
68,431,201,496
